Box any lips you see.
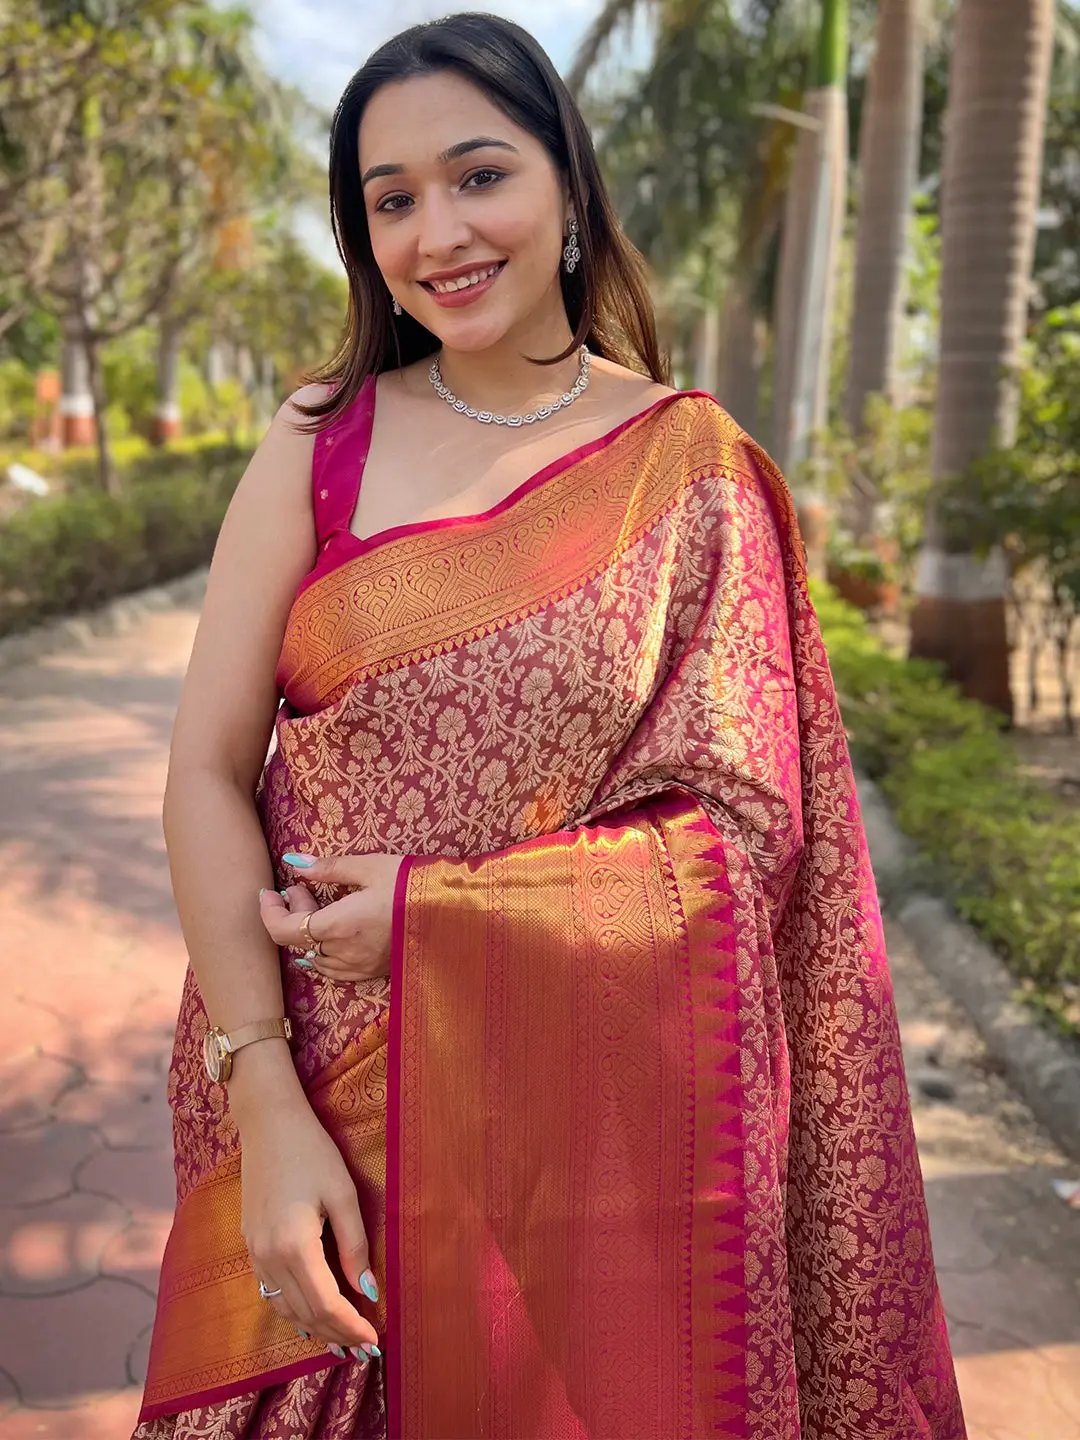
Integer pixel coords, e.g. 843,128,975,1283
419,260,507,295
419,260,507,310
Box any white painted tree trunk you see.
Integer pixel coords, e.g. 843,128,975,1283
910,0,1055,716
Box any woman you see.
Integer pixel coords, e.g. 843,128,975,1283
136,13,965,1439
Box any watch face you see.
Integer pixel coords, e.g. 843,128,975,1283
203,1029,223,1083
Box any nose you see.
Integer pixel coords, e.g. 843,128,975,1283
416,185,473,261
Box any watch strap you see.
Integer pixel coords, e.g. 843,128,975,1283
224,1017,292,1054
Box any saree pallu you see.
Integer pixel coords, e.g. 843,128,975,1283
136,388,965,1439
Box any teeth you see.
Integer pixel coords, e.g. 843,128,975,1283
429,264,501,294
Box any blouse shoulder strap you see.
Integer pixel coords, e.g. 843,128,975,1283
310,375,377,546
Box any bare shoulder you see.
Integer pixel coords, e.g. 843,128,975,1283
277,380,335,436
588,355,679,419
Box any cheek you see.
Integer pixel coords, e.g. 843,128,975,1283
491,199,562,271
369,222,410,279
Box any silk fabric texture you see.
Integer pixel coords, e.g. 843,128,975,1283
135,387,965,1439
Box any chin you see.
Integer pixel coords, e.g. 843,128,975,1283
427,313,515,354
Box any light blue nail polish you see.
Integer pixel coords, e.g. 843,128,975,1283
328,1343,346,1358
282,851,316,869
359,1270,379,1302
294,956,315,971
258,888,267,897
278,888,290,897
368,1343,381,1358
350,1346,369,1363
297,1327,310,1339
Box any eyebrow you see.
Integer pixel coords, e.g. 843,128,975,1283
360,136,520,188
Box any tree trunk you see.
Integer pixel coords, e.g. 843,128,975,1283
909,0,1055,717
771,0,849,576
716,281,761,433
692,299,720,396
59,326,96,449
82,331,118,497
153,319,184,445
845,0,925,438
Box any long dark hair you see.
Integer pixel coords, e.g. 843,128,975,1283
294,11,670,430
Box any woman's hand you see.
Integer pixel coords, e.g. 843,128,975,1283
258,853,406,983
239,1099,381,1358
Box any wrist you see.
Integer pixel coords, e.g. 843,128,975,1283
226,1037,309,1128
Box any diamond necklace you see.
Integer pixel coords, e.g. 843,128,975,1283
427,346,591,426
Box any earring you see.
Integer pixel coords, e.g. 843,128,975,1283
563,215,580,275
391,295,402,316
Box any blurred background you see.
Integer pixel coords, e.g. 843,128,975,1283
1,2,1078,1436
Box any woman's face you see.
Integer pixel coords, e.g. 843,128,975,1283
358,70,570,353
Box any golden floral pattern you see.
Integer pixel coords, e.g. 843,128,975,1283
142,393,964,1438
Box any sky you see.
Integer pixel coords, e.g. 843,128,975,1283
250,0,606,115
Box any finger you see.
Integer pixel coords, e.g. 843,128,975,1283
325,1182,379,1310
280,851,401,890
286,1234,379,1350
258,895,323,952
281,884,318,915
267,1273,314,1334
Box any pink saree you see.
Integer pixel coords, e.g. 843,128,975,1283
136,382,965,1439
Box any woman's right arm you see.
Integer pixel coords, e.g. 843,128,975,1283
163,385,378,1354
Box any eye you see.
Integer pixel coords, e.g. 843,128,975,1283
375,193,412,214
462,168,505,190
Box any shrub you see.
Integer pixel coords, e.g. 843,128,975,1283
815,582,1080,1031
0,440,249,635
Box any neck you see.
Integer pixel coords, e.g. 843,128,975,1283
434,299,581,416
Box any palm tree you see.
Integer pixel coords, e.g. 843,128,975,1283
845,0,925,444
770,0,849,577
908,0,1055,716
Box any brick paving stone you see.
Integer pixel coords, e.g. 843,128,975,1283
1,1277,155,1407
75,1144,175,1218
0,1371,16,1418
0,1124,102,1208
0,1055,83,1134
0,1391,140,1438
0,997,66,1069
0,1190,128,1297
53,1079,171,1151
128,1322,153,1387
100,1215,173,1294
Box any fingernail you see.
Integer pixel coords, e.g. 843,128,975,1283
359,1269,379,1302
327,1343,346,1358
294,956,315,971
297,1327,310,1339
282,851,316,869
258,887,267,897
278,888,290,897
350,1346,369,1364
367,1343,381,1357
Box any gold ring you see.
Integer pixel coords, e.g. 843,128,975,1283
299,911,320,949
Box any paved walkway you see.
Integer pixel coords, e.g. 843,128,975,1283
0,599,1078,1438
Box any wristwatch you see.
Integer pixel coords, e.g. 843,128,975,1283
203,1017,293,1083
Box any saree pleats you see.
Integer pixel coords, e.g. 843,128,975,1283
137,392,964,1439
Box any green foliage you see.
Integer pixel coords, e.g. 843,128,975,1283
0,360,37,442
0,438,248,635
816,582,1080,1030
816,397,932,566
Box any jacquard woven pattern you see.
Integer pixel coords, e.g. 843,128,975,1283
137,391,964,1440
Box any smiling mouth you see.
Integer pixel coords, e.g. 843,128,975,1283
420,261,506,295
